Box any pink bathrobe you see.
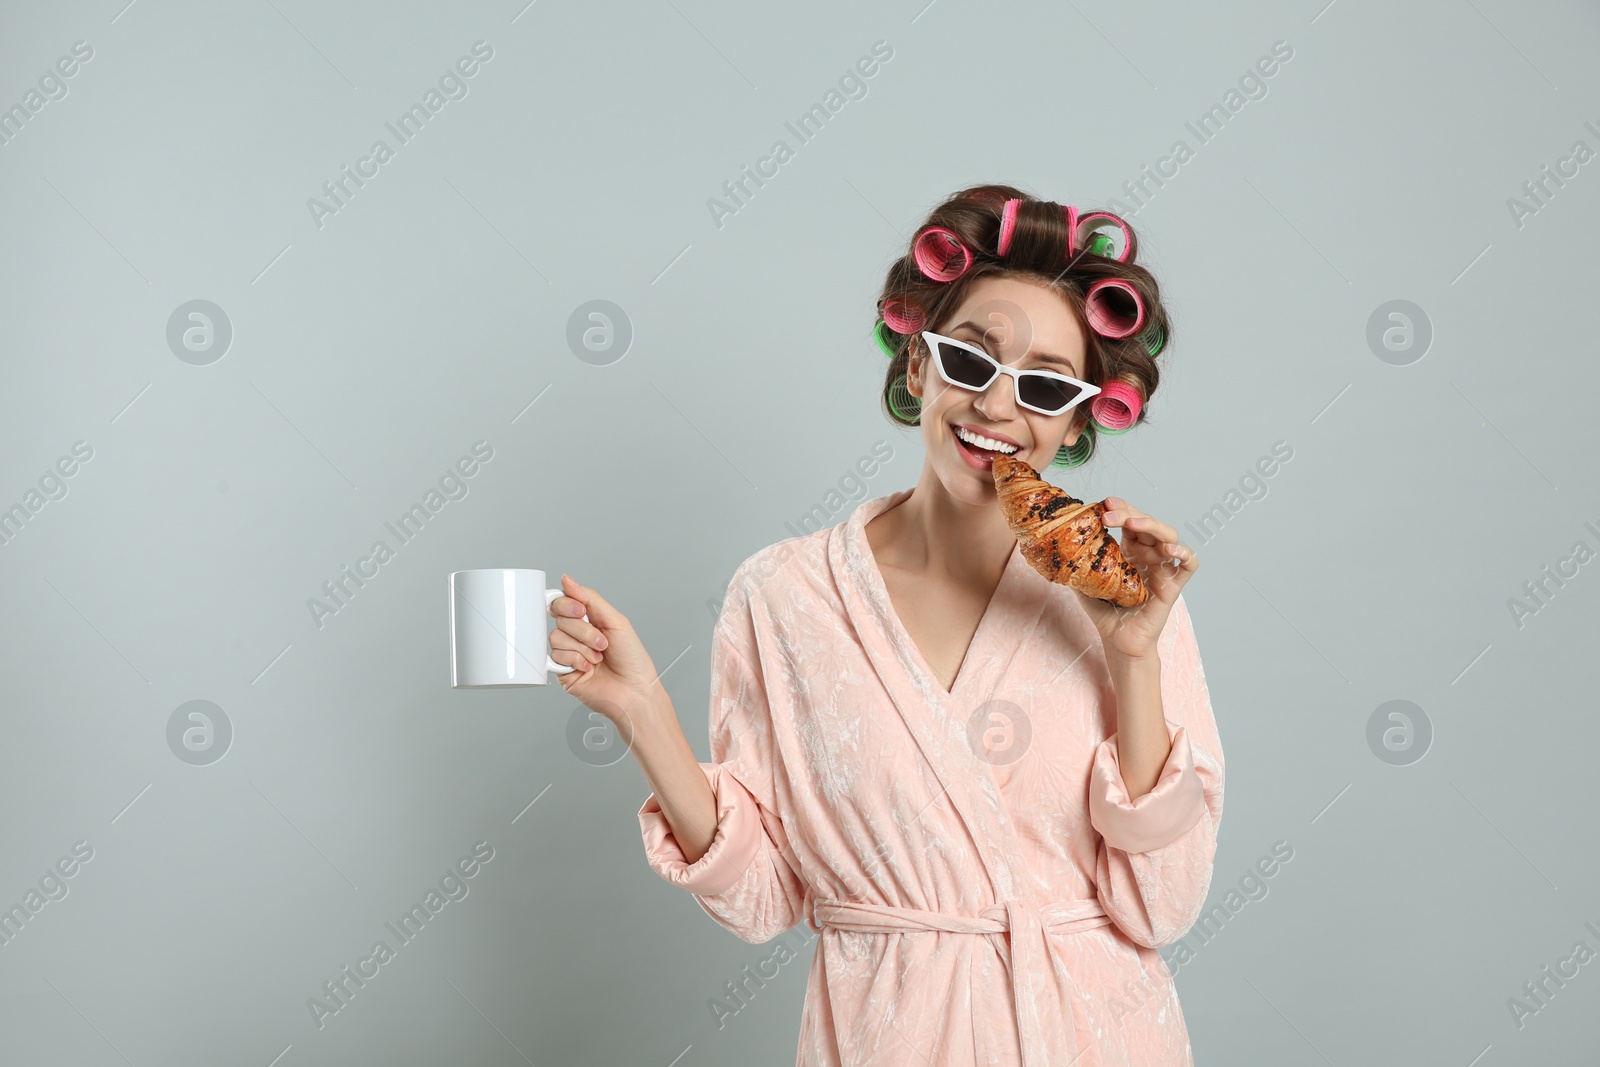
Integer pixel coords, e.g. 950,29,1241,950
638,487,1225,1066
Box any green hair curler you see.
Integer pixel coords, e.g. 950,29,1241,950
887,371,920,422
874,319,900,360
1134,320,1165,357
1086,231,1117,257
1050,426,1095,468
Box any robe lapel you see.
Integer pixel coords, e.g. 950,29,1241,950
828,490,1051,905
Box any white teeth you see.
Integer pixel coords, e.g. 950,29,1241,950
956,426,1018,454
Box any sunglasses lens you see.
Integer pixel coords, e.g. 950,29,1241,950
932,337,1085,413
1018,375,1084,413
934,341,995,390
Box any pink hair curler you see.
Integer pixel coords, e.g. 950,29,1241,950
1062,204,1079,240
1070,210,1133,263
1084,278,1146,338
996,198,1021,256
912,227,973,282
881,297,926,334
1090,379,1143,430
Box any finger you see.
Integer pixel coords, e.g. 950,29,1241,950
1122,540,1168,570
1117,522,1164,551
1105,501,1146,529
1152,550,1198,597
551,629,604,667
1101,499,1149,532
561,574,630,631
1128,548,1173,582
553,647,595,676
549,593,589,620
550,644,599,674
554,614,609,651
1157,539,1195,561
1129,515,1181,546
1129,536,1192,579
1149,543,1199,582
1113,508,1181,548
557,652,596,689
1163,542,1200,572
1113,516,1168,556
1104,500,1175,542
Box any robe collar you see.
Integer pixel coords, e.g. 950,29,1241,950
827,487,1051,904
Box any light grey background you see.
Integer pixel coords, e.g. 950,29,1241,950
2,0,1598,1064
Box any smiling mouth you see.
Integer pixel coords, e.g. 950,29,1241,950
951,425,1020,469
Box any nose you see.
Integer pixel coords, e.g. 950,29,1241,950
975,367,1020,421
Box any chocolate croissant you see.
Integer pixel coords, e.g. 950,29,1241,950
991,453,1151,608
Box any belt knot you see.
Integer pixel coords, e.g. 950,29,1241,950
811,895,1113,1067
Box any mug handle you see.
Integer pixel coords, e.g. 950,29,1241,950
544,587,590,675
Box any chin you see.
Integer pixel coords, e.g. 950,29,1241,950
938,456,1002,505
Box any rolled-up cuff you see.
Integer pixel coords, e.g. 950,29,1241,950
1089,723,1206,853
638,762,764,897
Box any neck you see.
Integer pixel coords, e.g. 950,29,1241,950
872,466,1017,586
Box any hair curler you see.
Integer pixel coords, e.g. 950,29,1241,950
912,227,973,282
996,198,1021,256
1086,232,1117,257
1084,278,1146,338
1050,425,1095,468
1070,210,1133,262
1134,320,1165,357
962,187,1010,206
881,297,926,335
887,370,921,421
1089,379,1143,432
873,319,900,359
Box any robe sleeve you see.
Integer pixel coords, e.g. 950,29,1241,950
636,572,808,944
1088,592,1226,948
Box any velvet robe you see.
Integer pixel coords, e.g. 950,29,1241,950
639,488,1225,1066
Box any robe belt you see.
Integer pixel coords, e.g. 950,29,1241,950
811,897,1113,1067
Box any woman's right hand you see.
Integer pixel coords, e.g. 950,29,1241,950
548,574,664,728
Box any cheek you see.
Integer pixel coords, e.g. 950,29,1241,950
911,373,941,417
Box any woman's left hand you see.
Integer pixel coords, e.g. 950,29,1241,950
1071,496,1199,661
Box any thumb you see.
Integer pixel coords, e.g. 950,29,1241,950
561,573,627,629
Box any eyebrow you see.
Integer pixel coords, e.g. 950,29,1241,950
951,321,1079,376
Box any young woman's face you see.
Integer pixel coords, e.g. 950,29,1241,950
908,275,1091,506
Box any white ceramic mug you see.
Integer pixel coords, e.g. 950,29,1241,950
448,569,589,688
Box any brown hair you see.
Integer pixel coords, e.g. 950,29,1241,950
874,183,1173,467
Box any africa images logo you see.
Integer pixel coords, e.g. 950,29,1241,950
305,41,495,230
307,841,495,1029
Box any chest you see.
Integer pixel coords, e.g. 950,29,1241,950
876,566,996,694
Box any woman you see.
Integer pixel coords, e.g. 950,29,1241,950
548,184,1224,1066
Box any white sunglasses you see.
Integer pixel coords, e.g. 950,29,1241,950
920,331,1100,416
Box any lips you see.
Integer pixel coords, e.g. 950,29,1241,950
951,424,1015,471
953,423,1023,451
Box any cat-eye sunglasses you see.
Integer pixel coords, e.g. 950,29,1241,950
920,331,1101,416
